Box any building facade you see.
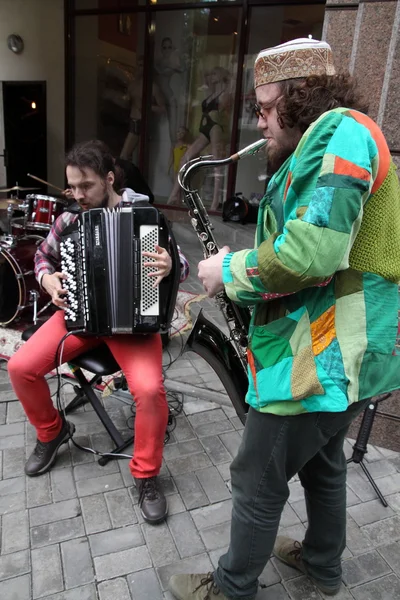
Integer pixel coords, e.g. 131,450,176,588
66,0,400,218
0,1,398,213
323,0,400,170
67,0,327,214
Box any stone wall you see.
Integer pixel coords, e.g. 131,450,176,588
323,0,400,163
324,0,400,451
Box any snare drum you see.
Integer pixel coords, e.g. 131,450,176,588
26,194,67,230
0,236,47,325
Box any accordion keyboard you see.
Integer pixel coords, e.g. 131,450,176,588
60,235,86,329
140,225,159,316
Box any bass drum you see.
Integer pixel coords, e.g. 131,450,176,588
0,237,47,326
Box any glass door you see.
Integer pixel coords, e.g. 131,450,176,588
146,6,242,210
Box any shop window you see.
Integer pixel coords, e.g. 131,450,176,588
147,7,241,209
234,4,325,209
74,1,145,9
149,0,234,4
74,13,145,162
72,3,325,213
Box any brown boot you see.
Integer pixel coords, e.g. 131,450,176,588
273,536,341,596
169,572,229,599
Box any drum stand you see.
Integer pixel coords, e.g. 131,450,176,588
347,393,398,507
22,290,51,326
7,201,14,233
3,195,29,239
0,202,17,245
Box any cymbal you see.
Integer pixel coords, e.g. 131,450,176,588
0,185,40,192
0,198,22,209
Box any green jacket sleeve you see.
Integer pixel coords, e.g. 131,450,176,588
223,111,377,306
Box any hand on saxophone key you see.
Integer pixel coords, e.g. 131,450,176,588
198,246,230,297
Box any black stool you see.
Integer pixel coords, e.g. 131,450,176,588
22,324,133,466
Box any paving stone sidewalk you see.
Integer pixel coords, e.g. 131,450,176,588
0,223,400,599
1,364,400,600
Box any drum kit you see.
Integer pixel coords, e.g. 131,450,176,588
0,177,68,327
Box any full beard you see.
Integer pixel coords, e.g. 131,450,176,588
266,143,295,176
265,125,302,176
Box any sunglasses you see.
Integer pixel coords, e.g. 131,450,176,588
253,96,281,120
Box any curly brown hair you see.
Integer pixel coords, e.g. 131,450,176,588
276,73,369,133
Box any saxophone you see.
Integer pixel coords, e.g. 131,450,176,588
178,139,267,423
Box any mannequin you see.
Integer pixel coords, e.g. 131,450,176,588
168,126,192,181
167,67,232,211
120,57,166,161
154,37,185,151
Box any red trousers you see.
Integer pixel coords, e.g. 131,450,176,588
8,311,169,479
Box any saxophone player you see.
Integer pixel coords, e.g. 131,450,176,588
169,38,400,599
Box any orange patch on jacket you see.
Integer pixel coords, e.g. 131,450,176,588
348,110,390,194
283,171,292,202
310,305,336,356
334,156,370,182
247,348,259,398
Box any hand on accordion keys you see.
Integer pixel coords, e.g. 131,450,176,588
142,245,172,288
41,272,69,309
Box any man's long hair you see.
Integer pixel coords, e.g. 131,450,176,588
65,140,125,191
276,74,369,133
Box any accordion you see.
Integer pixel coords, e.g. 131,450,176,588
60,205,179,335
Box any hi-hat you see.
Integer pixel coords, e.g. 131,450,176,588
0,198,22,209
0,185,40,192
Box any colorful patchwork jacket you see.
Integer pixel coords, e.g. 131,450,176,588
222,108,400,415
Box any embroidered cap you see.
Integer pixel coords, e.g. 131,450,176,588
254,38,336,88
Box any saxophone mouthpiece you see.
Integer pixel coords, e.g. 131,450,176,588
231,139,268,162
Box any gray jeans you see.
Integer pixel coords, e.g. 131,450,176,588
214,400,369,599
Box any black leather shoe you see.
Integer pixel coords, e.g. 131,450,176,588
25,419,75,476
135,476,168,524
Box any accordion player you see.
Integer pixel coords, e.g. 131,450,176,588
59,203,180,335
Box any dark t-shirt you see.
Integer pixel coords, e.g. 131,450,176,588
116,158,154,204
